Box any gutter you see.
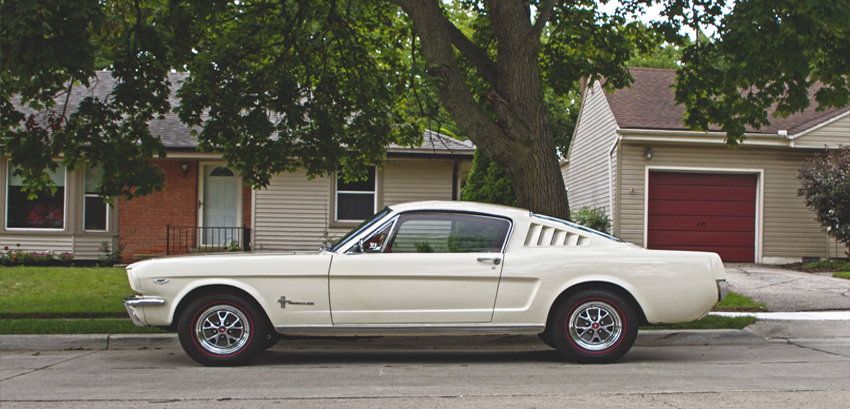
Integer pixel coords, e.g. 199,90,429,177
617,128,788,140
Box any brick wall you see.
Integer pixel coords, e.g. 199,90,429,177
118,160,197,262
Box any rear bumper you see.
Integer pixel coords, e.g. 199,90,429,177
123,296,166,327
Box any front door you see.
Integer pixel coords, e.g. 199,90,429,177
329,212,512,324
202,165,238,246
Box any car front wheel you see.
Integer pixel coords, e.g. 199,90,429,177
178,293,267,366
552,289,638,363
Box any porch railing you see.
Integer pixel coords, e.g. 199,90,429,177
166,225,251,255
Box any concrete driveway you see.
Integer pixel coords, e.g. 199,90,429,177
724,263,850,312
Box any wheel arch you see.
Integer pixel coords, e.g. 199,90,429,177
163,284,274,333
545,281,649,332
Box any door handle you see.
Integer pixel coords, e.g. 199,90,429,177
476,257,501,265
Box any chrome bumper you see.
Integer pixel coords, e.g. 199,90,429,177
123,296,165,327
717,280,730,302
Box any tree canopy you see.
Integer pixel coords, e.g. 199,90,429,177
3,1,849,219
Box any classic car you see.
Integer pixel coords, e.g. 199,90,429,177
124,201,729,366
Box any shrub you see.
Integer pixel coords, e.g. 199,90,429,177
462,150,519,207
98,242,124,266
798,146,850,257
570,207,611,234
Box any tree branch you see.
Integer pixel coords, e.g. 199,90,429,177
530,0,555,39
443,20,499,87
389,0,498,87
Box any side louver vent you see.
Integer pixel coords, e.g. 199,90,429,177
524,223,591,247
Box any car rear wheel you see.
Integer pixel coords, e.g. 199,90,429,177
178,293,267,366
552,289,638,363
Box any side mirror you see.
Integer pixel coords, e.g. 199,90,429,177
357,238,365,253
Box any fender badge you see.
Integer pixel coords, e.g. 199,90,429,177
277,296,314,309
153,279,169,285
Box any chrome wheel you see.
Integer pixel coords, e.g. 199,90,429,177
194,304,251,355
567,300,623,351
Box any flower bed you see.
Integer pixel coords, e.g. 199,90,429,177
0,249,74,267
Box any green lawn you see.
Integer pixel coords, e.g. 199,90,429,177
834,271,850,280
0,266,132,318
712,291,769,312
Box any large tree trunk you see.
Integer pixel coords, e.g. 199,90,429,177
393,0,571,220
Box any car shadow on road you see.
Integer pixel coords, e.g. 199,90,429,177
252,348,566,365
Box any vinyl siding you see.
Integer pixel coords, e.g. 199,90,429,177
793,113,850,149
0,235,73,254
566,81,619,221
73,235,116,259
253,170,342,251
617,142,831,260
382,160,453,206
0,233,115,260
253,159,457,251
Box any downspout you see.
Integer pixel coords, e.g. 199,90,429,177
607,134,621,236
452,159,460,200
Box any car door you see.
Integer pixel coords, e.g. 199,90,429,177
329,212,512,324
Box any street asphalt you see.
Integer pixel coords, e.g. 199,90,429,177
0,263,847,353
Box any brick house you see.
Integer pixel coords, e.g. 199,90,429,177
562,68,849,263
1,72,474,262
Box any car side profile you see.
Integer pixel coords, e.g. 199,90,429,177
124,201,729,366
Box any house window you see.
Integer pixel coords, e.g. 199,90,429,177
84,163,108,231
336,166,376,221
6,164,65,229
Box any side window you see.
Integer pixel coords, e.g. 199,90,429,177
84,163,108,231
361,222,393,253
336,166,376,222
387,213,510,254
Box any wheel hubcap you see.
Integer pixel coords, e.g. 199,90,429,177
194,304,251,355
567,301,623,351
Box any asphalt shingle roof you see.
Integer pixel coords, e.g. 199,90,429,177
13,71,473,154
603,68,850,135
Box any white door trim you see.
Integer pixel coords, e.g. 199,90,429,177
197,161,243,229
643,166,765,263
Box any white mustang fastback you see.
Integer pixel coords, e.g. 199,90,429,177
124,201,728,366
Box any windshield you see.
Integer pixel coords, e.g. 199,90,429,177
329,207,392,252
531,213,625,243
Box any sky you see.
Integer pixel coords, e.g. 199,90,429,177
596,1,726,39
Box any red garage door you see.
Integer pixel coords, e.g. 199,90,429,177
647,172,757,262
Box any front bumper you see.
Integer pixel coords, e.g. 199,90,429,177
717,280,730,302
123,296,166,327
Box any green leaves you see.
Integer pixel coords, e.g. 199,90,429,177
665,0,850,144
174,0,420,186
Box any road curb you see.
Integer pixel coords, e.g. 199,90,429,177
1,329,770,352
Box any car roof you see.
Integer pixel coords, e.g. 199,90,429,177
388,201,533,220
